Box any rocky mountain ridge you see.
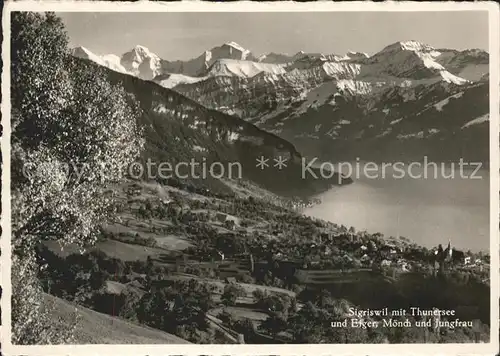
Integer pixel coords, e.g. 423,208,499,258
72,56,350,198
72,40,490,163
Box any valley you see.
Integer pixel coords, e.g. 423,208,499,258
42,49,492,343
47,43,492,344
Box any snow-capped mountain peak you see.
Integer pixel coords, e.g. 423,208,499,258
134,44,150,52
71,46,128,74
344,51,370,61
120,45,162,80
72,45,93,57
375,40,438,58
72,46,107,64
72,40,484,89
224,41,247,52
398,40,435,52
122,45,160,66
207,59,286,78
258,52,296,64
204,50,212,63
102,54,121,63
208,42,253,61
363,40,469,84
69,39,489,165
133,45,159,60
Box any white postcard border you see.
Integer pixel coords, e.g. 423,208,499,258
1,1,499,355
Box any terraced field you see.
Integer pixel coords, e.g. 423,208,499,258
43,239,167,261
163,274,295,297
104,221,193,251
218,258,252,279
209,306,269,322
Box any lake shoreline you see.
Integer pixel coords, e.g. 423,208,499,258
303,167,489,252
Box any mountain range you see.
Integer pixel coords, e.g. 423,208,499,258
72,40,490,164
71,56,349,198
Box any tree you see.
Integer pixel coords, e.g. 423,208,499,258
316,289,333,309
233,318,256,337
384,317,428,343
137,205,148,219
137,289,170,329
117,289,142,321
252,288,267,305
145,256,155,289
156,204,168,219
288,302,324,343
324,319,370,343
11,12,143,344
221,284,245,306
261,312,287,339
329,298,350,318
88,266,106,291
218,308,236,327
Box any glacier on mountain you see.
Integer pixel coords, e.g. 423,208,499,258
70,39,489,163
433,92,465,111
462,114,489,129
207,59,287,78
154,73,206,89
71,46,129,74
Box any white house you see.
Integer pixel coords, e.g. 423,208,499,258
218,251,225,261
381,259,392,267
360,254,370,261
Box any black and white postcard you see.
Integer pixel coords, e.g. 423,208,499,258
1,2,499,355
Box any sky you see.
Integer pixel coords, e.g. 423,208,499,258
58,12,489,60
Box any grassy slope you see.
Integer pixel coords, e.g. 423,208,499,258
42,293,190,344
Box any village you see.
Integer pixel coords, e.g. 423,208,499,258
125,180,489,282
38,179,491,344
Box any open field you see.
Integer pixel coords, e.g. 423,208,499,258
105,221,193,251
105,280,128,295
209,306,269,322
43,239,166,261
161,273,296,298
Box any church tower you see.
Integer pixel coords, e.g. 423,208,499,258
444,239,453,262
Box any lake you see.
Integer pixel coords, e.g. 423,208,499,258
304,163,490,252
